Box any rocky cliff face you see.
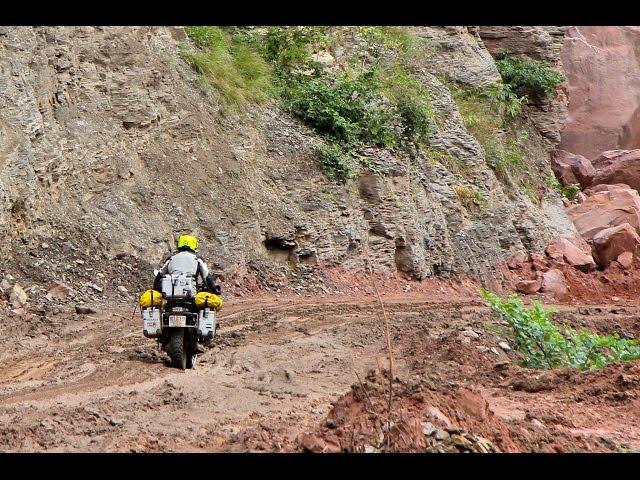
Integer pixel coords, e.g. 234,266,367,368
559,26,640,159
0,26,574,297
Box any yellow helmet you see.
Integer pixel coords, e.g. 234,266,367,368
177,234,199,252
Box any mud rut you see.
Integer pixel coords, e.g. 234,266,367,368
0,296,639,452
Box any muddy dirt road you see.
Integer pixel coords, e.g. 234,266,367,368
1,294,640,452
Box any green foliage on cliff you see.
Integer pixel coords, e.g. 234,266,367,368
450,85,540,200
266,27,434,181
546,175,581,203
317,144,353,182
182,27,273,107
452,184,488,214
184,26,435,182
481,290,640,370
496,53,565,97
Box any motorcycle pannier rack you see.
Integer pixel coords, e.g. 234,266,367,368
142,307,162,337
161,273,196,300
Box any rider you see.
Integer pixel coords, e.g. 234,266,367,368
155,234,221,349
154,233,221,295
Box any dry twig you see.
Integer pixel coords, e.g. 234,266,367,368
365,259,395,449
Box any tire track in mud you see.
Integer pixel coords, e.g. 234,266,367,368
1,295,639,452
0,295,462,451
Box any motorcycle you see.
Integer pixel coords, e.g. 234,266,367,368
141,271,221,370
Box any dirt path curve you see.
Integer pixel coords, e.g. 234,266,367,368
0,293,481,452
0,293,639,452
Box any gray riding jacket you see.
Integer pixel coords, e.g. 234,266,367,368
159,251,210,283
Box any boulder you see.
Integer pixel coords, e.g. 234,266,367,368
47,281,72,300
592,223,640,267
506,250,527,270
576,191,587,204
299,433,341,453
541,269,568,301
530,253,548,272
550,150,596,187
583,183,633,196
617,251,634,269
566,187,640,240
516,279,542,294
591,149,640,191
75,305,97,315
9,283,28,308
544,235,597,272
0,274,14,291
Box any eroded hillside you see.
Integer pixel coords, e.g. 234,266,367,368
0,26,573,301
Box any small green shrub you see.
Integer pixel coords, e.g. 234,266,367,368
488,84,527,119
357,26,420,60
451,86,503,144
183,26,273,108
489,139,525,182
481,290,640,371
546,176,581,203
318,144,353,182
496,53,565,98
453,84,526,127
280,63,435,181
427,147,471,177
280,70,397,149
185,26,435,182
380,66,435,145
263,26,329,76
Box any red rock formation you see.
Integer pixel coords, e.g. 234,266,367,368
545,234,597,272
550,149,596,187
560,26,640,158
583,183,633,196
516,279,542,294
590,149,640,191
541,269,568,300
566,187,640,240
617,251,634,269
592,223,640,268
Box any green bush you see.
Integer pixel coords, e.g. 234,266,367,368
489,138,525,182
496,53,565,97
280,71,397,148
452,184,487,214
488,84,527,119
481,290,640,370
184,26,435,182
263,26,329,75
381,66,435,145
318,144,353,181
453,84,526,125
546,175,581,203
280,64,435,181
183,26,273,108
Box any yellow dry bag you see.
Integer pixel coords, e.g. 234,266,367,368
139,289,163,308
195,291,223,311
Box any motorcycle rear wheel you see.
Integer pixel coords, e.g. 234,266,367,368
166,329,186,370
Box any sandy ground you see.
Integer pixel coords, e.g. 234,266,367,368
1,292,640,452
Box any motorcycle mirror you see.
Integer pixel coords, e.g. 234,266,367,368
153,269,159,276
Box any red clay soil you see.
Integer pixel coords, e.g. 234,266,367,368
3,254,640,452
293,303,640,453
